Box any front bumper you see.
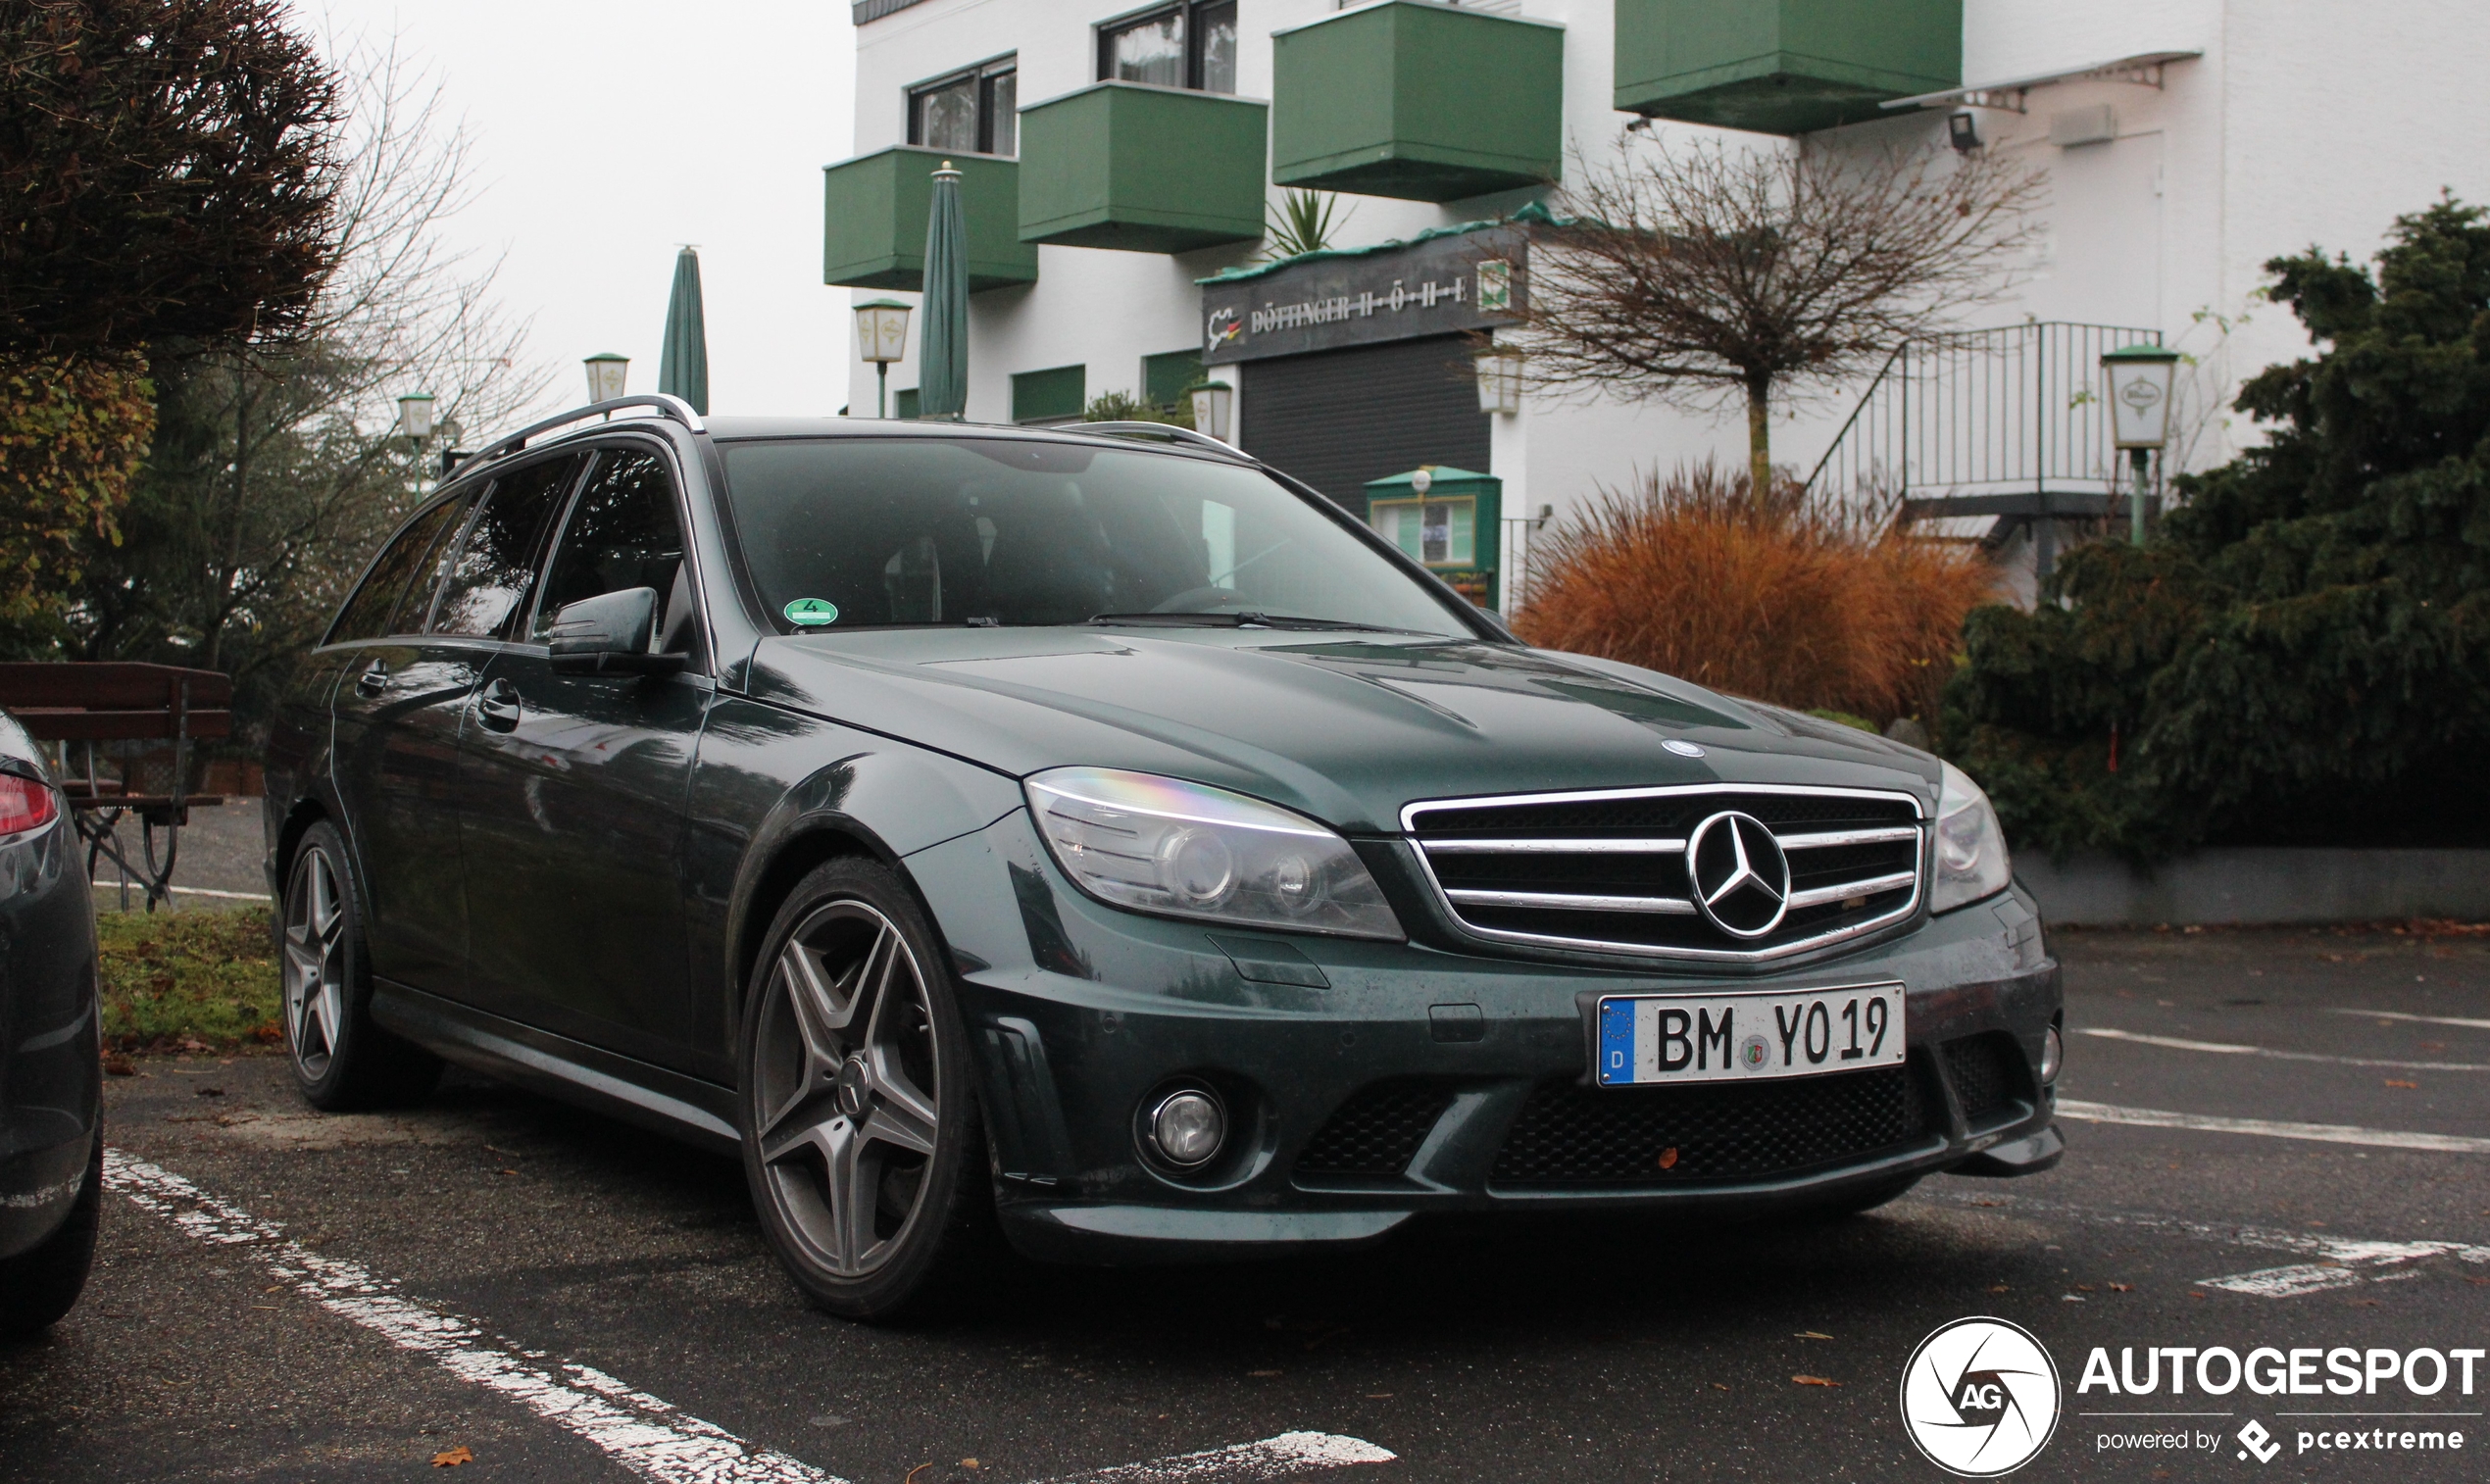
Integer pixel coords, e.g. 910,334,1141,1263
910,813,2062,1263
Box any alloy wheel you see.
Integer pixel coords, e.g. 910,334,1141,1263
753,900,942,1279
282,848,348,1078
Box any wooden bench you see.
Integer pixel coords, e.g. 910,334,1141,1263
0,663,234,912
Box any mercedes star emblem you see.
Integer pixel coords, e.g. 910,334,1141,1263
1687,810,1791,939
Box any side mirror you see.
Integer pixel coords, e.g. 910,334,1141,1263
547,587,686,676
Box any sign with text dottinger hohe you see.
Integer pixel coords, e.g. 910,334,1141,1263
1199,223,1527,367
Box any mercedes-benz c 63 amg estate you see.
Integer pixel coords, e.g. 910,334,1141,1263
266,395,2063,1319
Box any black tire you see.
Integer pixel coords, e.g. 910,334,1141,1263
0,1131,102,1338
737,858,997,1322
280,821,442,1112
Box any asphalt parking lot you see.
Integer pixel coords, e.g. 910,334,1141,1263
5,917,2485,1483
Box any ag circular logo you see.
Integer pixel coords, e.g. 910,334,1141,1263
1686,811,1790,939
1899,1316,2062,1477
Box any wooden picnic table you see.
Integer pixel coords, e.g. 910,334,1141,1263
0,662,233,912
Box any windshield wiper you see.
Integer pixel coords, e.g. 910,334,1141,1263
1088,612,1433,634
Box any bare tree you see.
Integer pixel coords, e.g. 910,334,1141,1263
1505,136,2043,497
60,34,549,732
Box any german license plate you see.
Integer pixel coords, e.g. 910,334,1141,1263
1595,984,1906,1086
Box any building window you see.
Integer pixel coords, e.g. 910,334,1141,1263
1141,349,1203,408
1098,2,1235,93
1012,365,1086,424
908,56,1019,156
893,388,921,420
1370,497,1475,568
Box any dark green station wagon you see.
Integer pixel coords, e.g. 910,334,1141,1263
266,394,2063,1318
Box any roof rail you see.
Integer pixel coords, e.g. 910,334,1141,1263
458,394,708,473
1063,420,1244,457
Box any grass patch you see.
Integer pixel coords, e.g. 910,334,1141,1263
98,906,281,1054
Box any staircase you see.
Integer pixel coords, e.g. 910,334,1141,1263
1805,322,2163,574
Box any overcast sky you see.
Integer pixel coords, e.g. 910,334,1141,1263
303,1,858,429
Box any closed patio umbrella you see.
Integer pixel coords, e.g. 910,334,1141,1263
658,246,709,415
917,162,968,420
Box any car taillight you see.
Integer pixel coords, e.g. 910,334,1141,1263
0,773,58,835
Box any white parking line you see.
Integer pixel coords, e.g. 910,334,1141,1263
1027,1434,1397,1484
2328,1009,2490,1032
106,1149,843,1484
2076,1026,2490,1072
2053,1100,2490,1154
1928,1192,2490,1298
105,1149,1395,1484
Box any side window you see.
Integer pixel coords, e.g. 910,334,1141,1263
327,496,472,645
532,449,694,653
429,455,582,638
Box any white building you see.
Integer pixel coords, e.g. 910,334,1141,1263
830,1,2490,608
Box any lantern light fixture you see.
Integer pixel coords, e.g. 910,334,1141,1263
1474,347,1523,416
1186,380,1235,444
2101,342,2181,543
853,297,914,418
395,393,436,442
582,352,629,405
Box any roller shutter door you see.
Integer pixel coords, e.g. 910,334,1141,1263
1239,335,1490,513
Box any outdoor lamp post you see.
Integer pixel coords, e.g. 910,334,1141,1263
1474,347,1522,416
395,392,436,444
583,352,629,404
2101,343,2180,543
1187,380,1234,443
854,297,913,418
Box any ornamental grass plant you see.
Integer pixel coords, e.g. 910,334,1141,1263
1513,462,1996,728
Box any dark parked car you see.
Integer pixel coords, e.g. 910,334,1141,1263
266,395,2063,1319
0,712,102,1337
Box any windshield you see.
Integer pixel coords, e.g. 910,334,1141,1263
718,436,1475,636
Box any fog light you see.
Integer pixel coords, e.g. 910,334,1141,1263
1149,1089,1225,1167
2039,1024,2064,1086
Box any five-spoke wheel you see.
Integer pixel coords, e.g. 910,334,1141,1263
278,821,440,1110
283,844,349,1081
739,859,992,1319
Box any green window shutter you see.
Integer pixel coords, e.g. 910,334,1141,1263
1447,498,1476,566
1142,349,1204,408
1012,365,1086,423
894,388,921,420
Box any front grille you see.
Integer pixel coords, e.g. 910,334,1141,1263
1295,1081,1458,1178
1490,1063,1933,1187
1407,785,1923,963
1942,1033,2028,1123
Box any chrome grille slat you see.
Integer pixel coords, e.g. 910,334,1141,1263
1445,888,1698,915
1403,784,1927,964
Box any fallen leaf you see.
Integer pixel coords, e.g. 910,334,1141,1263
2109,1282,2133,1293
1365,1393,1392,1399
961,1460,980,1470
102,1055,135,1076
430,1446,473,1467
1795,1330,1832,1340
1249,1369,1282,1377
1792,1375,1842,1387
903,1465,933,1484
195,1086,224,1098
2075,1284,2095,1292
1657,1146,1679,1169
2188,1290,2207,1299
1711,1383,1731,1392
2385,1079,2418,1089
263,1284,282,1294
1987,1284,2010,1293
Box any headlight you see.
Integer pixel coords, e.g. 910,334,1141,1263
1930,761,2013,913
1025,767,1403,939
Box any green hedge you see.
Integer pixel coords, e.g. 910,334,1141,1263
1947,196,2490,862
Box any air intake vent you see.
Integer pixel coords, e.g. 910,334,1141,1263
1490,1063,1933,1187
1406,785,1923,963
1295,1081,1458,1179
1942,1032,2029,1124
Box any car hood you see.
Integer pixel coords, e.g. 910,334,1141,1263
745,628,1939,834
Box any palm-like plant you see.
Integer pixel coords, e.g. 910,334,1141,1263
1263,189,1353,261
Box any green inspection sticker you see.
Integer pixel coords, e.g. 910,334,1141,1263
783,598,839,626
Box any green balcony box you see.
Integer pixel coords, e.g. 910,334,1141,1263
1016,83,1268,254
822,146,1038,293
1615,0,1961,135
1271,1,1563,204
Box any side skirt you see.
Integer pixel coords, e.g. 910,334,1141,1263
371,981,740,1157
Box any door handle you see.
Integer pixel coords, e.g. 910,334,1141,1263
355,663,389,697
475,678,523,731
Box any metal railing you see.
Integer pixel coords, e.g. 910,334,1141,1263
1805,322,2163,512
